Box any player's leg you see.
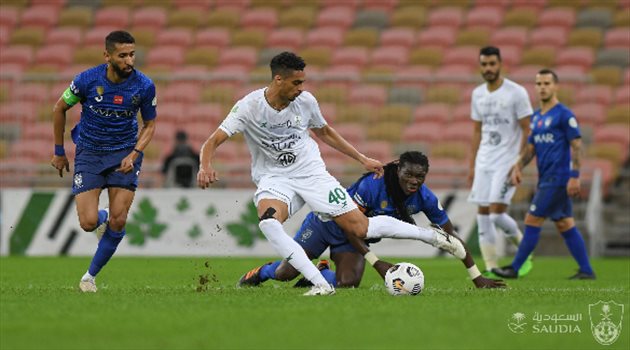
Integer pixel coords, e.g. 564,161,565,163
489,203,532,277
488,167,523,248
554,208,595,279
468,170,498,272
330,250,365,288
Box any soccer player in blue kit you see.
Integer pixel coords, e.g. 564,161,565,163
238,151,505,289
50,31,157,292
493,69,596,280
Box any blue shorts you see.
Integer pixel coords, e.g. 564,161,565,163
529,186,573,221
293,212,364,256
72,146,143,195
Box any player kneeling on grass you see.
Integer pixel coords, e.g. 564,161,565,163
238,151,506,289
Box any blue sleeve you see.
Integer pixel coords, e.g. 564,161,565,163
562,108,581,141
140,82,157,121
351,176,374,212
419,187,449,226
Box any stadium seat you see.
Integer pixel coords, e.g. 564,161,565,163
348,85,387,107
299,47,332,67
613,10,630,27
12,82,49,104
184,47,218,68
22,122,53,142
344,28,380,47
156,28,194,48
503,8,537,28
231,30,266,48
366,122,405,142
0,102,36,124
319,103,337,123
314,84,349,105
593,125,630,149
575,8,612,28
94,7,130,28
201,84,237,104
146,46,185,67
538,7,576,28
417,26,457,49
359,140,394,163
413,103,451,124
371,46,410,68
433,64,474,84
320,0,360,9
267,29,304,51
521,47,556,67
0,45,34,68
409,47,443,67
604,28,630,49
57,6,93,28
331,47,370,68
587,142,627,169
188,103,225,124
390,6,426,29
241,8,278,31
214,0,251,11
218,47,257,69
132,7,168,30
279,6,316,29
377,104,413,123
167,8,204,29
490,27,528,48
387,86,423,106
353,10,390,30
9,27,45,47
331,123,366,144
455,28,490,47
9,139,49,160
161,82,202,104
34,44,74,68
451,102,471,122
306,27,345,48
529,26,568,47
606,104,630,124
362,0,398,12
596,49,630,68
195,29,231,48
156,102,186,124
575,85,613,106
73,45,105,66
83,27,117,46
567,28,602,48
442,46,479,68
316,6,355,30
466,7,504,30
442,121,474,143
556,47,595,70
173,0,212,11
425,85,461,105
20,5,59,29
402,122,443,145
430,141,470,161
0,6,19,29
572,103,606,126
427,7,463,29
206,9,240,29
590,66,622,87
46,27,82,47
380,28,416,48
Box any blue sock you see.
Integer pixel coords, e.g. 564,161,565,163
512,225,541,271
561,227,594,275
320,268,337,287
96,209,108,228
259,260,281,281
88,226,125,276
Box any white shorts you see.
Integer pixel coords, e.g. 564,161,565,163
468,165,516,206
254,171,358,220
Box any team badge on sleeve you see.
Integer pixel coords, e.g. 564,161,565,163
568,117,578,128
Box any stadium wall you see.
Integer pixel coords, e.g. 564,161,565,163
0,189,476,257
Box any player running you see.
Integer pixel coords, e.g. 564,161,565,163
468,46,534,277
50,31,157,292
238,151,506,289
493,69,596,280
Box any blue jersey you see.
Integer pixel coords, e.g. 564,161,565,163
528,103,581,187
348,174,449,225
63,64,157,152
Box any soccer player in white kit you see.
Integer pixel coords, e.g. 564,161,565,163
198,52,467,296
468,46,534,277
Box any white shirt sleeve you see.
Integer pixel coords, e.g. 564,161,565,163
304,92,328,128
514,86,534,120
219,102,248,136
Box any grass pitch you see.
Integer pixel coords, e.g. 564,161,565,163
1,256,629,350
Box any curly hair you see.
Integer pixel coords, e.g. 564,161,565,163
270,51,306,79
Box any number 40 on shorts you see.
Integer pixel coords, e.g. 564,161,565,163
328,187,347,206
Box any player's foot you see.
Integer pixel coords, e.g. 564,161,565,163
569,271,596,280
518,256,534,277
237,263,268,287
95,207,109,240
482,270,499,278
79,277,97,292
430,224,466,259
294,260,330,288
492,265,518,279
303,283,335,296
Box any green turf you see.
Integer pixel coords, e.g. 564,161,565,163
1,257,629,350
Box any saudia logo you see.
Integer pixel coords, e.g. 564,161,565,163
89,105,135,118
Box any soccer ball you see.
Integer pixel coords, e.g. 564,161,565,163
384,262,424,296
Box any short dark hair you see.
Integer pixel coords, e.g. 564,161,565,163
270,51,306,79
538,68,559,83
479,46,501,61
105,31,135,53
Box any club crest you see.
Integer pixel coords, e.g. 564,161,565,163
589,300,624,345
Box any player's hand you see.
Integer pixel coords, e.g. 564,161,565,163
373,260,394,279
116,153,136,173
567,178,580,198
197,166,218,189
361,156,384,178
51,155,69,177
472,275,506,289
510,166,522,186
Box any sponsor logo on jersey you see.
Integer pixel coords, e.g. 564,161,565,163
113,95,123,104
276,152,296,166
88,105,135,118
534,133,554,143
489,131,502,146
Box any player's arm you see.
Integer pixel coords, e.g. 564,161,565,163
567,138,582,198
510,143,535,186
517,117,531,153
197,128,230,189
312,125,383,177
467,121,482,186
51,90,77,177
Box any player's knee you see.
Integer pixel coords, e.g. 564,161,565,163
108,213,127,232
274,265,298,281
78,217,98,232
337,274,361,288
489,213,500,224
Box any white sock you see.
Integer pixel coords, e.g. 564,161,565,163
490,213,522,247
366,216,435,244
259,219,328,286
81,271,95,281
477,214,498,270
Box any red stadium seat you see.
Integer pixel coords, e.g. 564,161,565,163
34,45,74,67
371,46,410,68
510,65,544,84
320,103,337,123
359,140,394,163
538,7,576,28
451,102,471,122
348,85,387,107
615,85,630,105
132,7,168,30
12,82,49,104
94,7,130,28
498,46,523,68
161,82,202,104
556,47,595,70
605,28,630,49
157,103,186,124
46,27,82,47
306,27,344,49
0,7,19,29
188,103,224,124
0,46,34,68
20,5,59,29
402,122,443,145
267,29,304,51
475,0,510,9
529,26,568,47
214,0,251,11
316,7,355,30
0,27,10,47
417,26,457,49
0,102,36,124
574,85,613,106
491,27,528,48
331,47,370,68
413,103,451,124
593,125,630,148
332,123,366,144
155,28,194,47
218,47,257,69
380,28,416,48
241,8,278,31
83,27,118,46
195,29,231,48
442,121,474,143
427,7,464,28
572,103,606,126
173,0,213,11
433,64,474,83
146,46,185,67
442,46,479,68
9,139,50,160
466,7,504,30
23,122,53,142
362,0,398,12
320,0,360,9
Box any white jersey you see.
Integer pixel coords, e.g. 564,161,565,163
219,88,328,184
471,78,533,169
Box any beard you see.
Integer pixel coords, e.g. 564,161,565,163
483,71,499,83
111,63,133,79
